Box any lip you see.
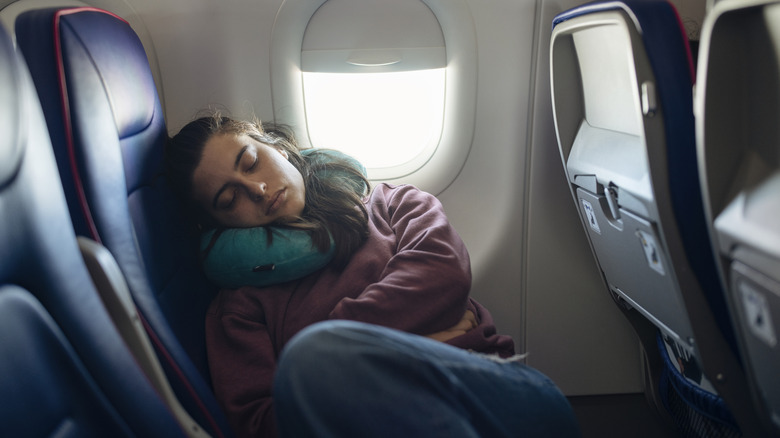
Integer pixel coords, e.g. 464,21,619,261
266,188,286,216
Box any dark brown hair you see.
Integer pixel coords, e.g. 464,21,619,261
165,113,370,268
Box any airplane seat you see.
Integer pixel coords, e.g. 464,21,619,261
14,7,233,438
550,0,763,436
0,20,187,437
697,0,780,434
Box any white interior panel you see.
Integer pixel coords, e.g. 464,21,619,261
573,22,643,136
301,0,444,53
124,0,283,133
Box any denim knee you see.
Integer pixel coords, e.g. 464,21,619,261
273,320,581,438
274,320,373,405
276,320,363,384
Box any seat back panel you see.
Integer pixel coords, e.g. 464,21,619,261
698,0,780,431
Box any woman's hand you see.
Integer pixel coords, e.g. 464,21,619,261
425,310,476,342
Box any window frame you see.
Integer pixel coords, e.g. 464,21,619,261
270,0,477,194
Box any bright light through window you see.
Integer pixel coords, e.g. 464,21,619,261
303,69,445,169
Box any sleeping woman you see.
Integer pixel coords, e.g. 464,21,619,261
165,114,579,438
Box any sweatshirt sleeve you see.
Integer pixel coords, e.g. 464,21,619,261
329,185,472,335
205,293,278,438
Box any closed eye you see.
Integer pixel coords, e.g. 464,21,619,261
247,154,259,172
241,146,259,173
216,188,237,210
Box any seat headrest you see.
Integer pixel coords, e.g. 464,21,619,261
0,25,24,186
57,9,157,139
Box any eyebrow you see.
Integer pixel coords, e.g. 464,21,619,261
234,145,249,170
211,145,250,209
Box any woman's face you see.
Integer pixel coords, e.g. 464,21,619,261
191,133,306,228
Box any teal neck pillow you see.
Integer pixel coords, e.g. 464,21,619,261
200,149,366,289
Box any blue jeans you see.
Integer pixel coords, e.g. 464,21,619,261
274,320,580,437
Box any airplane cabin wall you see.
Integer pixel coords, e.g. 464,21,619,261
0,0,706,398
432,0,645,396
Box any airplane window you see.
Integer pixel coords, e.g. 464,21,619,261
271,0,476,193
303,68,445,169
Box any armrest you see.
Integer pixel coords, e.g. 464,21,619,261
78,237,212,438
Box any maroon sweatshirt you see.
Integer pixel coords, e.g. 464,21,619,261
205,184,515,437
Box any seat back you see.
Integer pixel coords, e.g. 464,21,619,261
0,20,185,438
550,0,762,435
14,7,231,438
697,0,780,434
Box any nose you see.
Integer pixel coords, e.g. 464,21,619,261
245,179,268,201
